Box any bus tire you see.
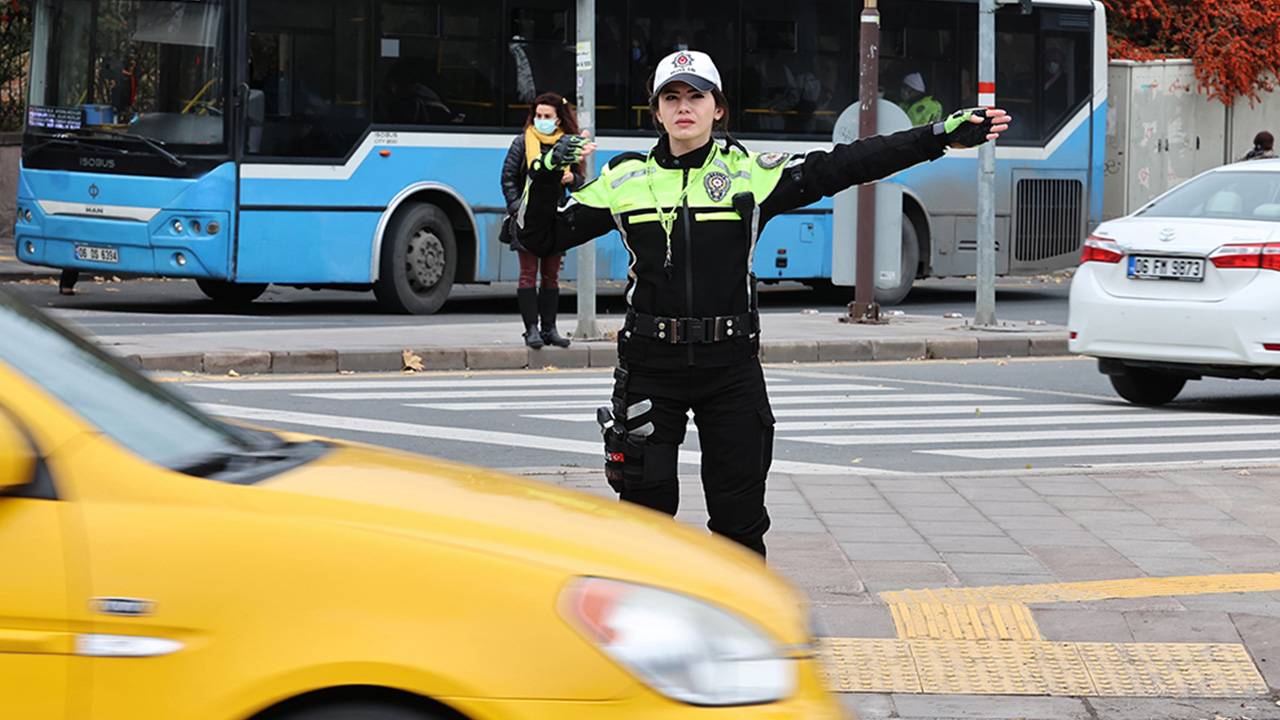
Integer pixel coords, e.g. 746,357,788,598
873,214,919,307
374,203,457,315
196,279,267,306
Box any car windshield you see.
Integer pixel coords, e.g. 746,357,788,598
0,289,270,473
1138,170,1280,222
25,0,227,148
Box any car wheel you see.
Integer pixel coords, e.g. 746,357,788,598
1108,367,1187,406
373,203,457,315
196,278,268,307
272,701,449,720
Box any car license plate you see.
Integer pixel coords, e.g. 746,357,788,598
1128,255,1204,281
74,245,119,264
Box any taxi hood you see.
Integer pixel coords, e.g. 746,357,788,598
255,443,809,643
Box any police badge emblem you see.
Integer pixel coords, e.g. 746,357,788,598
757,152,788,169
703,171,731,202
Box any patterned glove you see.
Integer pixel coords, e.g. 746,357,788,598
539,134,589,171
934,107,995,148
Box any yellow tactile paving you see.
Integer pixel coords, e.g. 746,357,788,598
817,639,1270,697
881,572,1280,607
887,597,1042,641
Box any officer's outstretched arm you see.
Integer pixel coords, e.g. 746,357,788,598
516,135,615,258
758,108,1010,219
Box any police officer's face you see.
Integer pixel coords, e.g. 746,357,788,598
655,82,723,146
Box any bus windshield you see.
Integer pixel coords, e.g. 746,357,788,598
25,0,227,149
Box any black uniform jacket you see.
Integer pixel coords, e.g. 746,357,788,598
517,125,950,368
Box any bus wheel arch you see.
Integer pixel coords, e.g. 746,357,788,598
901,192,932,279
373,188,476,315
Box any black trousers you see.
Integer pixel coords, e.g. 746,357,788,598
613,358,775,556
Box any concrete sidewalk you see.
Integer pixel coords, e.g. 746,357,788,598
89,311,1069,375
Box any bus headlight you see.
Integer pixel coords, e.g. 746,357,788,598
559,577,796,706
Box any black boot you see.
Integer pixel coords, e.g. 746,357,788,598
539,287,571,347
517,287,543,349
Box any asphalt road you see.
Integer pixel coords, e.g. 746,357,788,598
3,275,1071,335
173,358,1280,477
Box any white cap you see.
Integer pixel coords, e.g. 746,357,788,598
651,50,723,98
903,72,926,93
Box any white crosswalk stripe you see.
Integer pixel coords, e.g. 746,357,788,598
410,392,1013,412
791,422,1280,446
295,383,890,401
923,439,1280,460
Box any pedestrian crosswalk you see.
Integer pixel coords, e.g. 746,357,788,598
188,368,1280,473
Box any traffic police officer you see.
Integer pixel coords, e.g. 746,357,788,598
518,50,1010,557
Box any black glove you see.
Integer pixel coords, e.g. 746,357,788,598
934,107,995,149
538,134,588,172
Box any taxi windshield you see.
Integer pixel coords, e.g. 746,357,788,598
0,289,271,473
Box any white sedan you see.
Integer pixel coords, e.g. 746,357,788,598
1069,158,1280,405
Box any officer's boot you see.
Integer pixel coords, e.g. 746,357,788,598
539,287,571,347
517,287,543,349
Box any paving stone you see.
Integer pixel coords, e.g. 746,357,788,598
1022,478,1115,496
1004,528,1108,547
1062,509,1158,526
139,352,203,372
764,489,808,505
818,512,912,528
767,503,819,519
946,475,1026,489
1086,697,1271,720
927,535,1024,554
968,500,1064,516
1177,593,1280,616
1038,495,1135,511
337,351,404,373
1142,503,1234,520
952,486,1043,502
988,515,1085,531
869,477,953,493
768,532,867,603
817,340,874,362
203,351,270,375
760,340,820,364
826,525,926,544
839,693,895,720
464,347,529,370
925,337,979,359
1193,534,1280,564
1231,614,1280,691
1089,524,1186,541
1026,545,1143,581
1127,555,1228,576
1123,610,1243,643
891,694,1090,719
871,338,926,361
840,542,941,562
976,336,1030,358
270,350,338,374
1033,608,1134,643
1092,474,1178,491
882,492,975,509
941,552,1048,575
812,604,897,638
896,506,988,523
851,561,959,592
417,348,466,370
771,517,828,534
910,520,1008,537
1103,539,1214,558
951,572,1060,587
803,498,899,513
529,346,590,368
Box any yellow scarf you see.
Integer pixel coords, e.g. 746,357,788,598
524,125,564,168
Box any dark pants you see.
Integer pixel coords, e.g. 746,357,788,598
517,250,561,289
614,359,775,556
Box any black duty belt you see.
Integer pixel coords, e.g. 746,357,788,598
627,312,758,344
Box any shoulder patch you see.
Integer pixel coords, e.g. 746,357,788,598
756,152,788,169
606,152,647,170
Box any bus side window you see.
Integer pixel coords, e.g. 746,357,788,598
995,7,1092,146
878,1,964,130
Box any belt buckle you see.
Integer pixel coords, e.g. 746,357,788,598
686,317,706,343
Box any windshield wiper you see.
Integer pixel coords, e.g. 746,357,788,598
171,440,328,481
85,129,187,168
22,135,132,160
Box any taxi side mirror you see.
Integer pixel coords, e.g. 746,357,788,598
0,413,37,493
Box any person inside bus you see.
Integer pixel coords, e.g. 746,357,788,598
516,50,1009,556
500,92,584,349
1042,48,1069,123
895,72,943,127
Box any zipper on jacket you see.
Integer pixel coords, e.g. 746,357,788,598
681,166,694,365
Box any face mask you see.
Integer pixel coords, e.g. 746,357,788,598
1047,62,1061,75
533,118,557,135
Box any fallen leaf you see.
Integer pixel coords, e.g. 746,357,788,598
1239,469,1252,477
227,369,240,377
995,359,1009,366
851,458,862,464
401,349,424,372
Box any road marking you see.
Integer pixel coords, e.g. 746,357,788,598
792,421,1280,446
770,368,1116,402
191,377,619,391
198,403,887,475
412,392,1014,411
771,410,1256,432
295,383,892,401
923,438,1280,459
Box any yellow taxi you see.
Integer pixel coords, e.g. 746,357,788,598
0,289,845,720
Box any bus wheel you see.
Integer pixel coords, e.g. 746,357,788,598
196,279,267,306
873,215,919,307
374,203,457,315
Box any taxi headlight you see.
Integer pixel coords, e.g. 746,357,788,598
559,577,796,706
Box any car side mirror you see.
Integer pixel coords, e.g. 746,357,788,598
0,412,36,493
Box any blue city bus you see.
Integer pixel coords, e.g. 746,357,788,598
15,0,1105,313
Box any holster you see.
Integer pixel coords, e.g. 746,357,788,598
598,365,630,494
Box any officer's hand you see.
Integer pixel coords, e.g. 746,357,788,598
542,132,597,170
936,107,1012,148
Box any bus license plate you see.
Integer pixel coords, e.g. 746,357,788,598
1128,255,1204,281
74,245,119,264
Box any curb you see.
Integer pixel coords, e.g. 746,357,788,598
123,335,1072,375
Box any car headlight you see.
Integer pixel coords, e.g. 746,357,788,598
558,577,797,706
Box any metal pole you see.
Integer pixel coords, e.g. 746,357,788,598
850,0,881,324
975,0,997,327
574,0,601,339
